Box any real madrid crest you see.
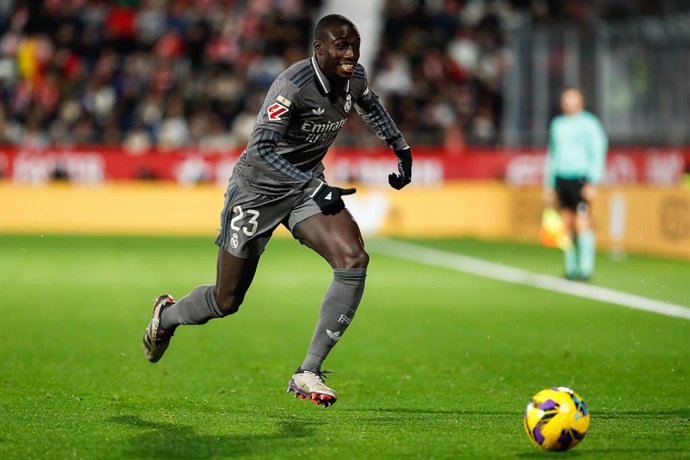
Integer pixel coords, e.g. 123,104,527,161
344,93,352,113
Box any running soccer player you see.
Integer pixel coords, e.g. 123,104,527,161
142,14,412,408
544,87,608,281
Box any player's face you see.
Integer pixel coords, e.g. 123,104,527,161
561,89,584,115
315,24,361,81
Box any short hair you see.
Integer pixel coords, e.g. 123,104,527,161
314,14,357,41
561,85,583,96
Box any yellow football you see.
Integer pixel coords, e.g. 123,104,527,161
524,387,590,451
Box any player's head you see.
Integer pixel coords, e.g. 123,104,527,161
314,14,360,81
560,86,585,115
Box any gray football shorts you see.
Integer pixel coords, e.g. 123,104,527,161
215,174,322,258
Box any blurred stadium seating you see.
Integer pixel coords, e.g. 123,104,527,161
0,0,688,150
0,0,322,151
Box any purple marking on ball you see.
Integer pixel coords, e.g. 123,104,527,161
558,430,573,448
538,399,558,411
534,426,545,444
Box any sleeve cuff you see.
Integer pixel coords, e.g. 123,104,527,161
391,137,409,152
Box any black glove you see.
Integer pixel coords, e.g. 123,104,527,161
311,180,356,215
389,147,412,190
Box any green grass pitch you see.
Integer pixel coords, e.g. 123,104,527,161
1,234,688,459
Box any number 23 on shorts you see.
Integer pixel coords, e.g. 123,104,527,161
230,206,260,236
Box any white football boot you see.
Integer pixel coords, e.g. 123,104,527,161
143,294,176,363
287,368,337,408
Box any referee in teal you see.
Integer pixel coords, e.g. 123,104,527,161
544,87,608,281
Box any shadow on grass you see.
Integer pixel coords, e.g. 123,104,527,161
111,415,313,459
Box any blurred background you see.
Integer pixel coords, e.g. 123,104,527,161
0,0,688,259
2,4,688,456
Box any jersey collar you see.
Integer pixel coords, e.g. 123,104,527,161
311,55,350,95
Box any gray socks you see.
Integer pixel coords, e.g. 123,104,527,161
160,284,224,330
158,267,366,373
300,268,367,373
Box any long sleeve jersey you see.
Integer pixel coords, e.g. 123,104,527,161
544,110,608,189
238,56,408,194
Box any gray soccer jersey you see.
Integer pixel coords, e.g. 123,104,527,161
216,56,409,257
237,56,408,194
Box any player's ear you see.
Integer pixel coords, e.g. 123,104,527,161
313,40,322,55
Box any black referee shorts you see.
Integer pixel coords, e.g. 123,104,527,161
555,176,588,212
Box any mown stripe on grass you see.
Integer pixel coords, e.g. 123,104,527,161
371,239,690,320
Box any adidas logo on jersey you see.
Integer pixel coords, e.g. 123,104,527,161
312,107,325,115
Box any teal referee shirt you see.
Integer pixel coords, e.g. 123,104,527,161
544,111,608,189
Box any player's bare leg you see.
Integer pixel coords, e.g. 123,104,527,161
213,249,261,316
143,249,259,362
287,209,369,407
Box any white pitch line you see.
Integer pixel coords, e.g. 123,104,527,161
370,239,690,320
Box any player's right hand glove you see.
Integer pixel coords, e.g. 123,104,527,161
310,180,356,215
389,147,412,190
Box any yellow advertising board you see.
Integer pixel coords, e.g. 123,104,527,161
1,182,688,259
0,183,225,235
595,186,690,259
510,185,690,259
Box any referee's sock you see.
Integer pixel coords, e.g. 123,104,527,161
564,239,579,279
300,268,366,373
160,284,224,330
577,230,596,279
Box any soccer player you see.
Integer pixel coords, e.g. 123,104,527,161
142,14,412,408
543,87,608,281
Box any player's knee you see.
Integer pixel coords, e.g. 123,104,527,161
338,246,369,269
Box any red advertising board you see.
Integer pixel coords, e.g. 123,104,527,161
0,147,688,186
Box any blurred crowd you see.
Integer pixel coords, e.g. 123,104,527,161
350,0,690,149
362,0,513,148
0,0,686,152
0,0,320,152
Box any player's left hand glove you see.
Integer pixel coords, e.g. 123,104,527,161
311,180,356,215
389,147,412,190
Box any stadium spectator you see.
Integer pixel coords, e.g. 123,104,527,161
156,96,190,150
